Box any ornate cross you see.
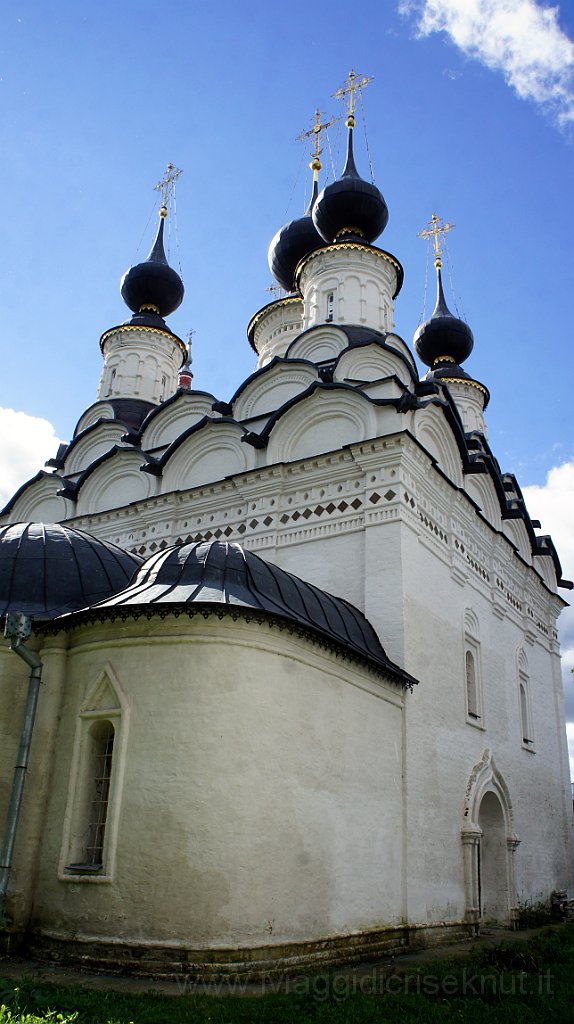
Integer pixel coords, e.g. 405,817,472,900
418,212,454,269
154,162,182,215
333,69,373,124
297,109,337,173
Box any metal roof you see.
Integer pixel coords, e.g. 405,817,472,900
0,523,142,621
87,539,416,687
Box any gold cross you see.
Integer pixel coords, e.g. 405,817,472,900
297,109,337,173
333,69,373,124
418,212,454,268
154,162,182,216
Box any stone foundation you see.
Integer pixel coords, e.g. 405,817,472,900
6,923,474,982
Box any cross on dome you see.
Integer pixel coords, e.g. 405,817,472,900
333,69,373,126
297,108,337,176
418,212,454,269
154,162,182,217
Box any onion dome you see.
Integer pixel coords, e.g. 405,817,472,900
312,118,388,245
88,540,416,686
413,266,474,372
120,208,184,322
268,175,324,293
0,523,142,621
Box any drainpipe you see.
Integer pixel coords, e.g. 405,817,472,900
0,612,43,926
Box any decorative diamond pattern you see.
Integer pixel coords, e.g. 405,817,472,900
384,490,396,501
280,514,289,524
338,501,348,512
326,503,336,514
264,516,273,526
369,493,381,504
351,498,362,510
249,519,259,529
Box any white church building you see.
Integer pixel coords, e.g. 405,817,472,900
0,89,572,979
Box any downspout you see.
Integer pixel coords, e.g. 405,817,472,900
0,613,43,926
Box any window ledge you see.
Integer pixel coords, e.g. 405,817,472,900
466,715,485,731
59,870,112,884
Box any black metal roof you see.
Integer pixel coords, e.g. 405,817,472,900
84,539,416,686
0,523,142,621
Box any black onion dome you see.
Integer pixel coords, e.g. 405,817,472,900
413,268,474,369
88,540,416,685
120,215,184,319
312,124,388,244
268,179,324,292
0,523,142,621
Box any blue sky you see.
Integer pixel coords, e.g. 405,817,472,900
1,1,574,750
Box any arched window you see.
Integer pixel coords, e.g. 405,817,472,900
517,651,534,749
326,291,335,322
60,667,125,880
464,610,483,726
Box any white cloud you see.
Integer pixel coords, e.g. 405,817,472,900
0,408,62,509
523,461,574,774
399,0,574,126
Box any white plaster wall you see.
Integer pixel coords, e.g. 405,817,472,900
397,506,573,925
249,298,304,366
29,617,404,948
298,246,398,334
98,327,185,405
443,380,488,435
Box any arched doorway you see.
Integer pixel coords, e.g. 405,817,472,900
461,750,520,928
478,791,508,922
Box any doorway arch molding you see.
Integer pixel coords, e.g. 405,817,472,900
461,749,520,927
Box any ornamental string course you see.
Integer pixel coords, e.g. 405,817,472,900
0,72,572,979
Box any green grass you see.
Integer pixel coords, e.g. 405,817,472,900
1,924,573,1023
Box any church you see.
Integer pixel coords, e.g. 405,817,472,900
0,74,572,980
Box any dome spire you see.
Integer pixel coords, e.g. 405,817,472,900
312,70,388,245
267,110,334,293
120,163,185,324
413,213,474,370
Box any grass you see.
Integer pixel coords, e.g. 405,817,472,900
0,924,573,1023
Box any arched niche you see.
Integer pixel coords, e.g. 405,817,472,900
232,362,319,422
414,408,463,487
464,474,502,529
333,342,412,387
463,607,480,641
74,402,116,436
161,421,256,494
64,423,129,476
76,451,156,516
141,393,217,451
502,518,532,564
286,326,349,365
5,474,70,523
532,552,557,590
266,388,376,464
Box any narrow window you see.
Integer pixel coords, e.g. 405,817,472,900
66,719,115,874
326,291,334,322
85,721,115,866
466,650,479,719
520,679,532,744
